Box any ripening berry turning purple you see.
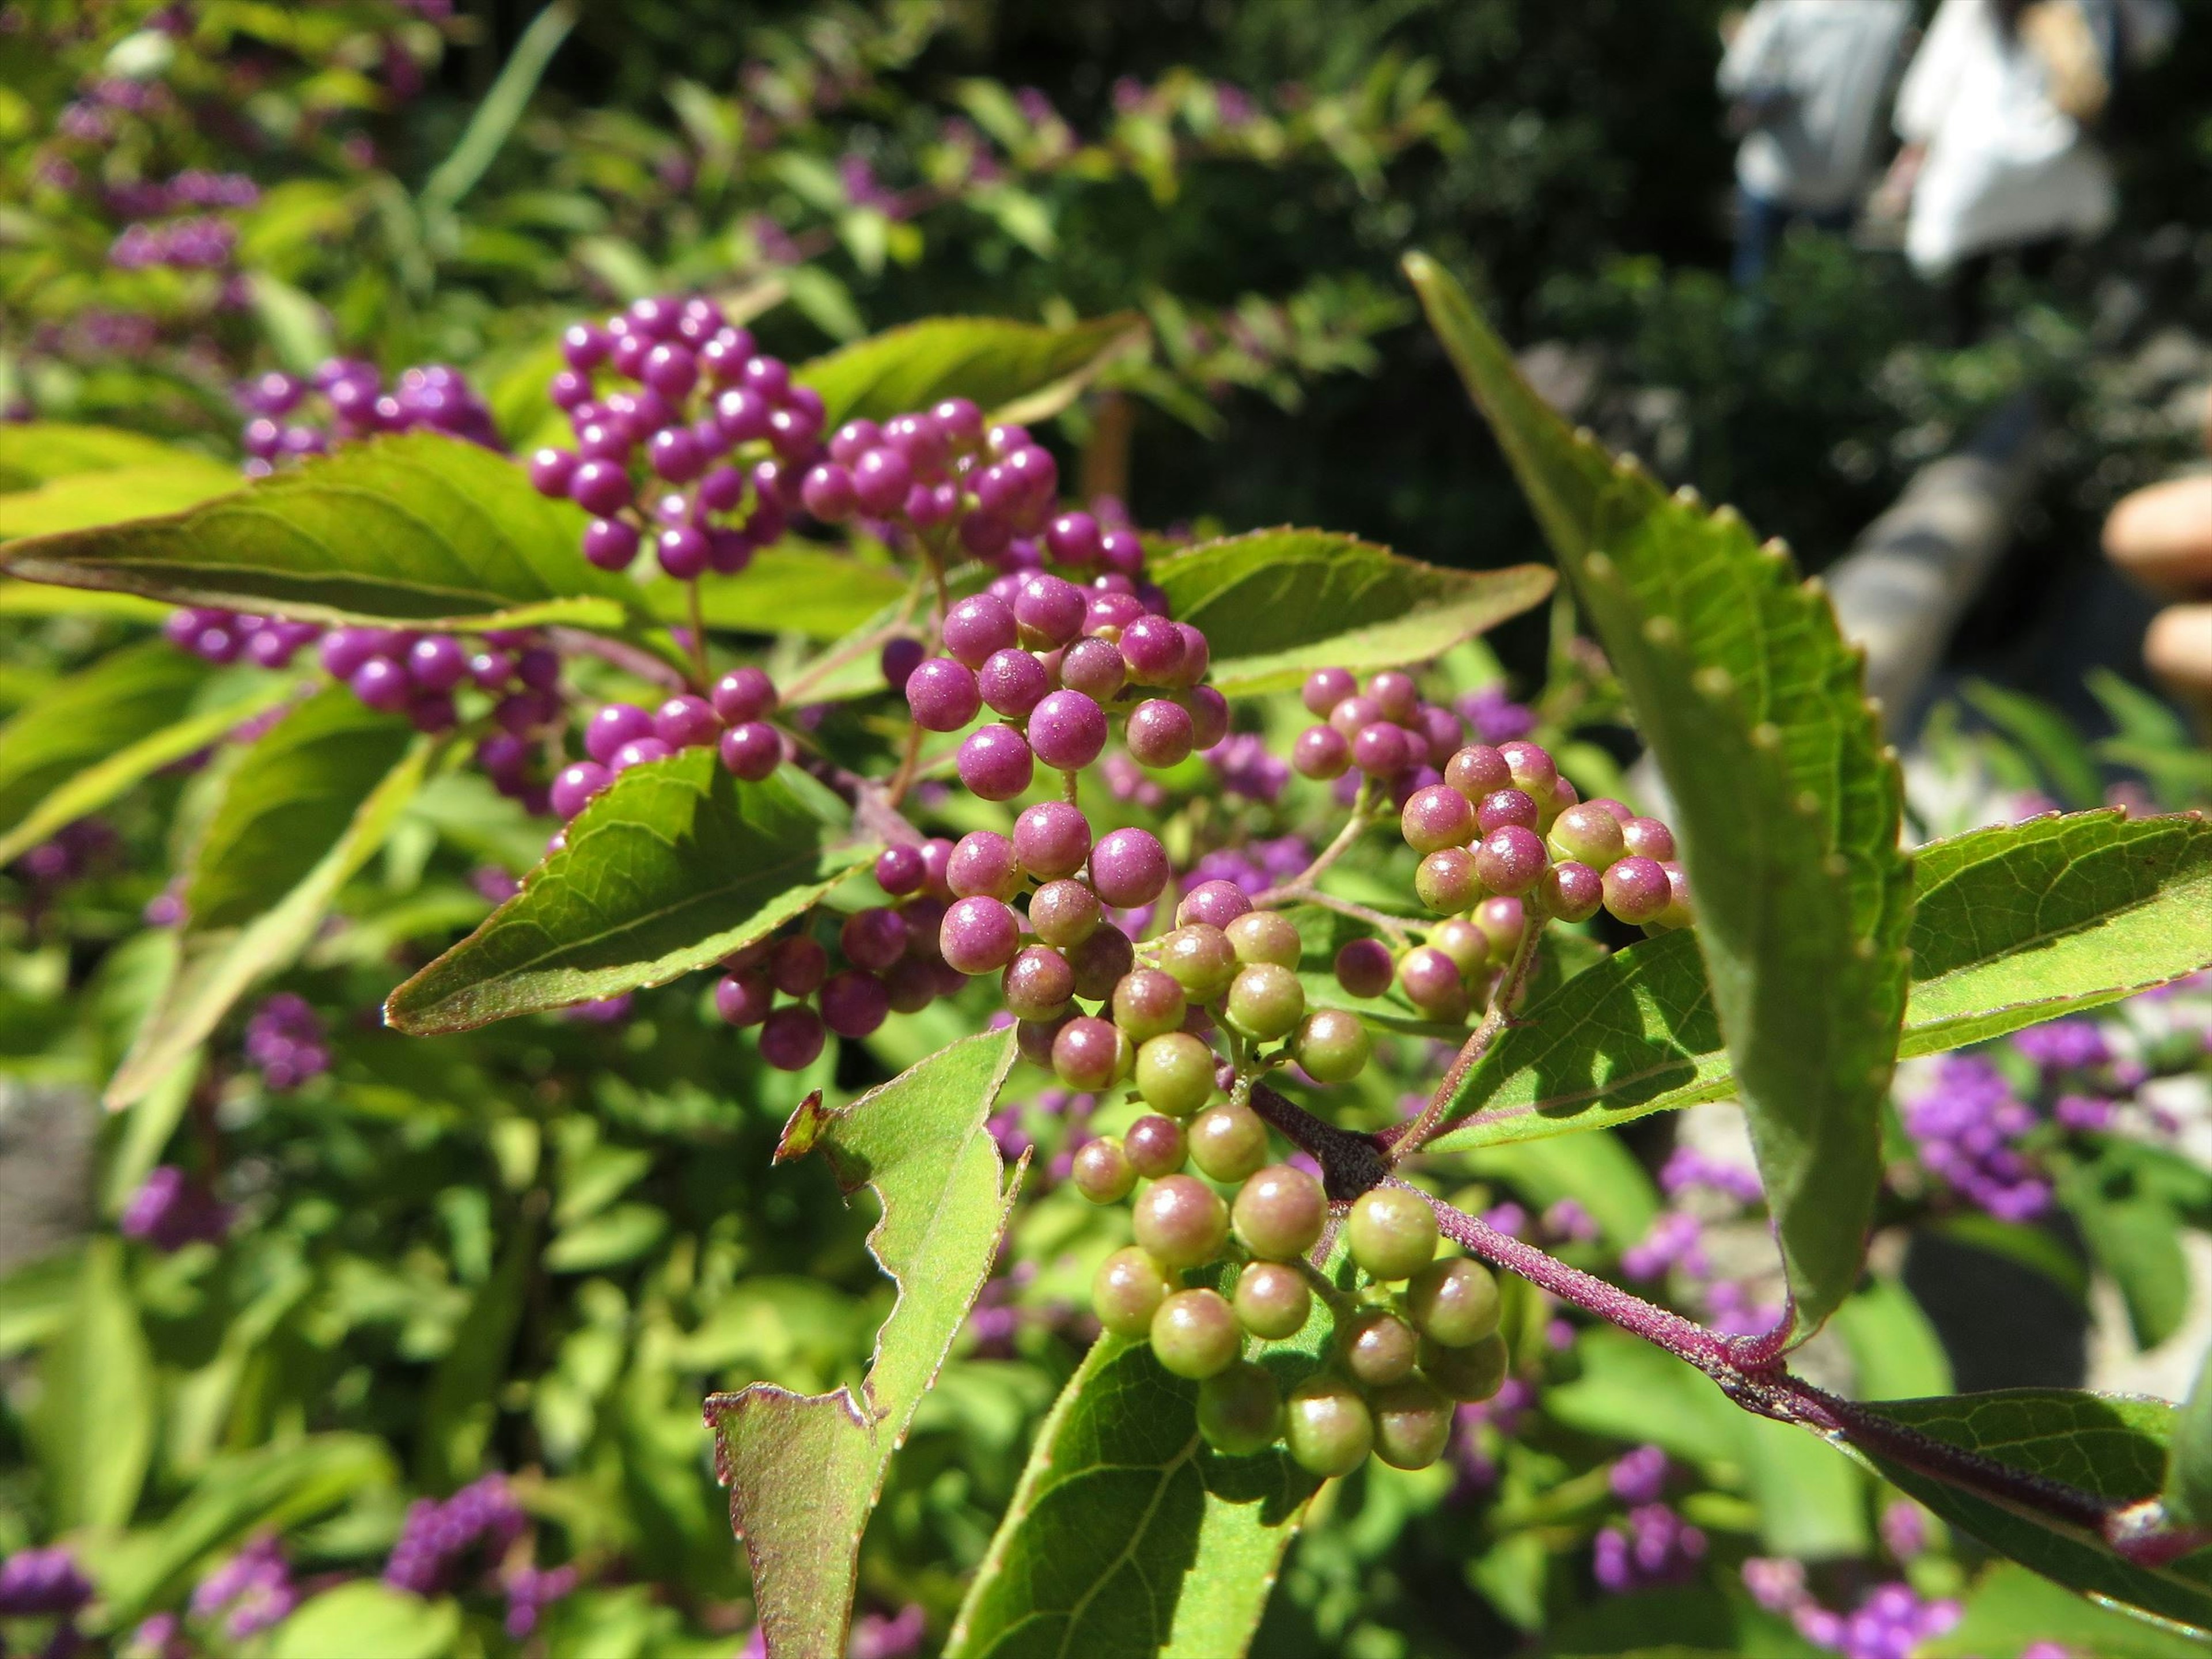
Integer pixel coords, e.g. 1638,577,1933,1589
1126,699,1195,768
958,724,1035,800
1621,817,1676,861
1541,859,1604,922
1028,690,1107,771
720,722,781,782
1478,788,1540,835
1603,855,1671,925
1499,740,1557,798
1088,827,1170,908
1474,824,1547,896
907,658,982,732
1178,880,1253,930
1402,785,1476,854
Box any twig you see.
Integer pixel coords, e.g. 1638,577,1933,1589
1259,885,1415,945
683,577,711,690
1256,784,1377,903
1393,916,1547,1160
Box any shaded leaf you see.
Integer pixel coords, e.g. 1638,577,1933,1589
643,544,910,641
0,461,242,538
1434,812,2212,1152
386,752,873,1033
0,432,640,628
1844,1390,2212,1632
1411,253,1912,1341
709,1031,1023,1659
32,1238,154,1530
0,422,207,490
2062,1165,2191,1350
418,1207,540,1490
1546,1586,1824,1657
1922,1561,2211,1658
797,313,1146,429
1149,529,1554,698
268,1582,461,1659
2166,1348,2212,1529
0,640,210,846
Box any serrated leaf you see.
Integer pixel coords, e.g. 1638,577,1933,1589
184,687,416,930
108,731,431,1107
0,639,212,846
0,432,641,628
643,544,910,641
385,752,874,1033
708,1032,1022,1659
0,422,208,490
32,1237,153,1531
1923,1561,2210,1659
945,1336,1319,1659
1148,529,1554,697
1411,252,1912,1340
796,313,1146,429
0,460,243,537
268,1582,461,1659
1844,1389,2212,1632
1434,811,2212,1150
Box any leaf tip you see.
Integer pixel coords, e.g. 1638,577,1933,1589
774,1089,832,1163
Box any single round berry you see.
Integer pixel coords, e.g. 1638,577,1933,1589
1088,828,1170,908
1002,945,1076,1021
1013,801,1092,881
1150,1289,1241,1380
711,666,777,725
957,724,1035,801
1159,925,1240,1002
1302,667,1357,717
876,844,926,896
758,1005,826,1071
1197,1362,1285,1457
1293,725,1351,781
1134,1175,1230,1271
1407,1258,1502,1348
943,595,1019,670
1476,788,1539,835
1397,947,1469,1022
1346,1187,1438,1281
1473,896,1527,961
714,970,772,1027
880,637,926,692
1541,859,1604,923
820,969,889,1039
1124,1114,1189,1180
1474,825,1548,897
1225,911,1301,968
1093,1245,1170,1336
1402,785,1476,854
801,462,856,521
1656,862,1694,930
1603,855,1671,925
948,831,1021,900
551,762,611,820
1231,1165,1327,1262
1621,816,1677,862
1013,574,1087,649
1126,698,1195,768
1187,1101,1268,1183
1177,881,1253,932
1135,1031,1217,1118
1292,1009,1371,1084
721,722,782,781
1112,968,1187,1043
1233,1260,1313,1339
1187,687,1232,751
1071,1136,1137,1205
1351,722,1410,778
907,658,982,732
1368,1375,1453,1471
1029,879,1101,948
1058,637,1127,703
1284,1377,1374,1478
1340,1308,1419,1388
1328,695,1381,738
941,896,1022,975
1445,744,1513,801
610,736,674,773
1015,1013,1071,1071
839,907,908,972
1028,690,1108,772
770,935,830,998
1226,962,1305,1041
1118,615,1188,684
1547,801,1627,869
1420,1331,1509,1402
1067,925,1136,1002
1498,739,1556,797
1415,847,1483,915
979,648,1050,718
1429,918,1489,979
1052,1015,1124,1091
1334,938,1395,1000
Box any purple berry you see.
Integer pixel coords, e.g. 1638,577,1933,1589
720,722,781,781
351,657,411,712
941,896,1022,975
551,762,611,819
1541,859,1604,922
880,637,926,692
1178,880,1253,930
1013,801,1092,881
851,448,912,517
1477,788,1539,834
1046,511,1103,567
759,1006,826,1071
876,844,926,895
1302,668,1356,717
586,703,654,764
1014,574,1086,649
1187,687,1232,751
1474,825,1548,897
944,595,1019,669
611,737,673,772
1352,722,1411,778
1089,827,1169,908
654,694,720,749
1028,690,1107,771
582,517,640,570
1603,855,1671,925
979,647,1050,718
801,463,855,521
770,935,830,997
569,459,633,516
948,831,1021,900
819,969,889,1039
711,666,776,725
1058,636,1127,702
907,658,982,732
1119,615,1187,684
715,971,773,1026
1125,699,1195,768
839,907,908,972
1294,725,1351,780
957,724,1035,801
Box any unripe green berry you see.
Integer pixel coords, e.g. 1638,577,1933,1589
1124,1114,1188,1180
1291,1008,1370,1084
1400,783,1476,855
1284,1376,1374,1478
1188,1101,1268,1183
1150,1287,1241,1379
1340,1306,1419,1387
1159,924,1238,1001
1225,961,1305,1041
1225,910,1302,968
1092,1245,1172,1337
1070,1136,1135,1205
1112,967,1188,1042
1346,1187,1438,1281
1231,1165,1327,1261
1546,801,1626,869
1472,896,1525,961
1233,1260,1313,1339
1406,1257,1501,1347
1132,1173,1229,1269
1415,847,1483,914
1135,1031,1217,1118
1368,1375,1453,1470
1429,918,1489,978
1396,946,1469,1022
1196,1362,1284,1456
1420,1330,1509,1402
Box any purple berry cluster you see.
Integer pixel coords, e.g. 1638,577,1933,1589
1899,1054,2051,1223
244,992,331,1091
235,359,500,476
529,296,816,578
121,1165,230,1252
109,215,239,271
1744,1566,1963,1659
160,606,325,671
1592,1501,1707,1593
189,1535,298,1641
552,665,780,825
0,1546,94,1618
383,1472,525,1595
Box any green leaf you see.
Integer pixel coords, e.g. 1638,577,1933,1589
0,432,641,629
108,730,432,1107
385,751,873,1033
708,1031,1024,1659
1546,1587,1824,1657
1147,529,1554,698
1925,1561,2211,1659
418,1207,540,1490
1845,1389,2212,1633
946,1336,1319,1659
2166,1348,2212,1529
0,640,210,844
32,1237,154,1530
544,1202,669,1272
642,544,911,641
0,460,243,538
1961,681,2104,810
269,1582,461,1659
2063,1162,2192,1350
796,313,1146,430
1830,1276,1953,1400
182,687,416,930
1411,253,1912,1341
1434,811,2212,1151
1457,1129,1659,1247
0,422,209,491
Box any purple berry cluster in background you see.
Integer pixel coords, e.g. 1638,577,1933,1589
121,1164,229,1253
188,1534,299,1640
236,359,501,474
243,992,330,1092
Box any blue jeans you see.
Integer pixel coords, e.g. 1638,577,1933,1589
1733,187,1855,287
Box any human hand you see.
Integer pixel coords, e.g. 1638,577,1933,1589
2104,390,2212,697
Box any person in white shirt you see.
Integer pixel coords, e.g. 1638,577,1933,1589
1889,0,2179,341
1718,0,1914,286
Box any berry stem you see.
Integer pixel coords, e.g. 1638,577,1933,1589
683,576,711,690
1255,780,1380,902
1266,887,1414,945
1392,915,1548,1160
778,572,931,704
885,719,926,809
